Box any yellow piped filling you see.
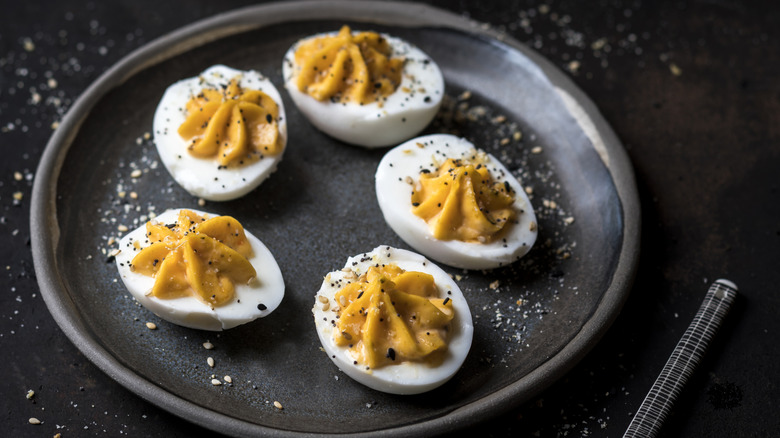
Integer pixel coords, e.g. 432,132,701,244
131,210,256,307
411,157,516,243
333,263,454,369
294,25,405,105
177,77,283,167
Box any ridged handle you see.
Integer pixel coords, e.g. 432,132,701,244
623,279,738,438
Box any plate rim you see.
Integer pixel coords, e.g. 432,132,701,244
30,1,640,437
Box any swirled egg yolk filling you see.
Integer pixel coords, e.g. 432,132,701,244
177,78,283,167
130,209,256,307
293,25,405,105
333,264,454,369
411,157,516,243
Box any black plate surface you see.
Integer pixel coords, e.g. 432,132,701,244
31,2,639,436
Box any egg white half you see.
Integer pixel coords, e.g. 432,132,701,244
375,134,538,270
153,65,287,201
282,30,444,148
115,208,285,331
313,246,473,395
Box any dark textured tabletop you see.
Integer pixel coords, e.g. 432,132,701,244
2,1,778,436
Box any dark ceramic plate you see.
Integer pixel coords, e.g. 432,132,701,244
31,1,640,436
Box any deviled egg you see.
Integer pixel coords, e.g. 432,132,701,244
313,246,473,394
115,208,284,330
153,65,287,201
375,134,538,270
282,26,444,147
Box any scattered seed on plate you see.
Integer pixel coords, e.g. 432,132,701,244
129,191,138,199
198,198,206,207
207,357,215,368
26,390,34,399
145,322,157,330
130,169,142,178
14,172,23,181
203,341,214,350
224,375,232,384
211,379,222,386
273,401,283,410
531,146,543,154
28,418,41,425
13,191,23,201
489,280,500,290
117,224,128,232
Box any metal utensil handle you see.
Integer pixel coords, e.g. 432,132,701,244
623,279,738,438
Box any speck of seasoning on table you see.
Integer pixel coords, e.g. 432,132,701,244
203,341,214,350
26,389,34,399
130,169,142,178
207,357,215,368
211,379,222,386
145,322,157,330
224,375,232,383
28,417,41,425
198,198,206,207
117,224,129,232
274,401,283,410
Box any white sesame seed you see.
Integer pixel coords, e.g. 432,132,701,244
203,341,214,350
198,198,206,207
207,357,215,368
117,225,129,232
13,172,23,181
211,379,222,386
317,295,329,304
531,146,543,154
130,169,142,178
145,322,157,330
109,249,121,257
273,401,283,410
129,191,138,199
26,390,34,399
28,417,41,425
223,375,232,383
